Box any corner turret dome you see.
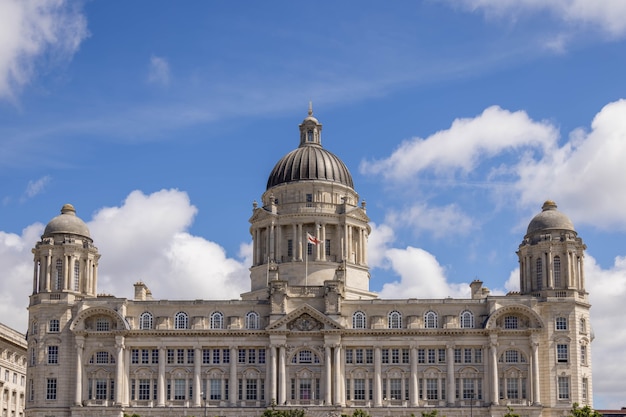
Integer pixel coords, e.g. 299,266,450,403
266,105,354,190
526,200,575,236
43,204,91,238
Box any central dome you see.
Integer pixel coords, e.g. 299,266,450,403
266,107,354,190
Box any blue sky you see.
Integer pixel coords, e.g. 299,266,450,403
1,0,626,409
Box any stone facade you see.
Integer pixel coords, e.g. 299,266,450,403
25,109,593,417
0,322,27,417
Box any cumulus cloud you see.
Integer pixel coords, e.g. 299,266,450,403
377,246,470,299
456,0,626,38
512,99,626,230
147,55,170,86
360,105,557,181
89,189,249,300
0,0,88,100
367,222,395,269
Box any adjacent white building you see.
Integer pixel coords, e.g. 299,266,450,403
25,109,593,417
0,323,27,417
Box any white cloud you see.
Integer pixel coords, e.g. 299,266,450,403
360,105,557,181
22,175,51,200
512,99,626,230
0,0,88,100
367,222,395,269
457,0,626,38
386,203,475,239
585,254,626,409
147,55,170,86
89,189,248,300
376,246,470,299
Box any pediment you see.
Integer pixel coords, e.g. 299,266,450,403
267,304,343,332
345,207,369,223
249,207,276,223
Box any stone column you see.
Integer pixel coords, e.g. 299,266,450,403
325,346,332,405
447,344,455,406
115,336,125,406
279,345,286,404
230,347,238,406
75,337,84,405
531,341,541,405
194,347,202,407
410,346,419,406
269,222,275,261
270,346,277,403
490,341,499,405
321,224,327,261
334,345,344,406
374,347,382,406
157,347,166,406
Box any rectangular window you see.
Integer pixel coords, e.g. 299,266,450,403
325,239,331,256
474,349,482,364
389,379,402,400
556,317,568,330
355,348,364,364
391,348,400,364
418,349,425,363
366,349,373,364
557,344,569,363
354,379,365,400
47,346,58,364
246,379,257,400
142,349,150,364
138,379,151,400
174,379,186,400
558,376,570,400
187,349,194,364
223,349,230,363
177,349,185,364
426,379,438,400
239,349,247,363
248,349,256,364
203,349,211,364
306,193,313,207
210,379,222,400
167,349,174,364
48,319,60,332
428,349,436,364
582,378,588,401
454,348,462,363
213,349,221,364
259,349,266,364
438,348,446,363
382,349,389,364
46,378,57,400
131,349,139,364
507,378,519,399
464,348,473,363
346,349,353,364
581,345,587,365
152,349,159,364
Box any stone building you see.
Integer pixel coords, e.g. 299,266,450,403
0,322,28,417
25,109,593,417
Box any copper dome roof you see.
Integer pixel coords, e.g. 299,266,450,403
266,107,354,190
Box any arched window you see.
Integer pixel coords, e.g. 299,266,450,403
55,259,63,290
499,349,526,363
89,351,115,364
291,349,320,364
353,311,366,329
460,310,474,329
553,256,561,287
388,311,402,329
210,312,224,329
535,258,543,290
245,311,259,330
139,312,153,330
424,311,438,329
174,312,188,329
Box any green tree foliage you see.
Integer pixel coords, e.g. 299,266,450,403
422,409,445,417
261,402,305,417
570,403,603,417
504,406,520,417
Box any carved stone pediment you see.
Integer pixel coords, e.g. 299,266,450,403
288,313,323,332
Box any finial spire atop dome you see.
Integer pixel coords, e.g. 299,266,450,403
299,103,322,147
